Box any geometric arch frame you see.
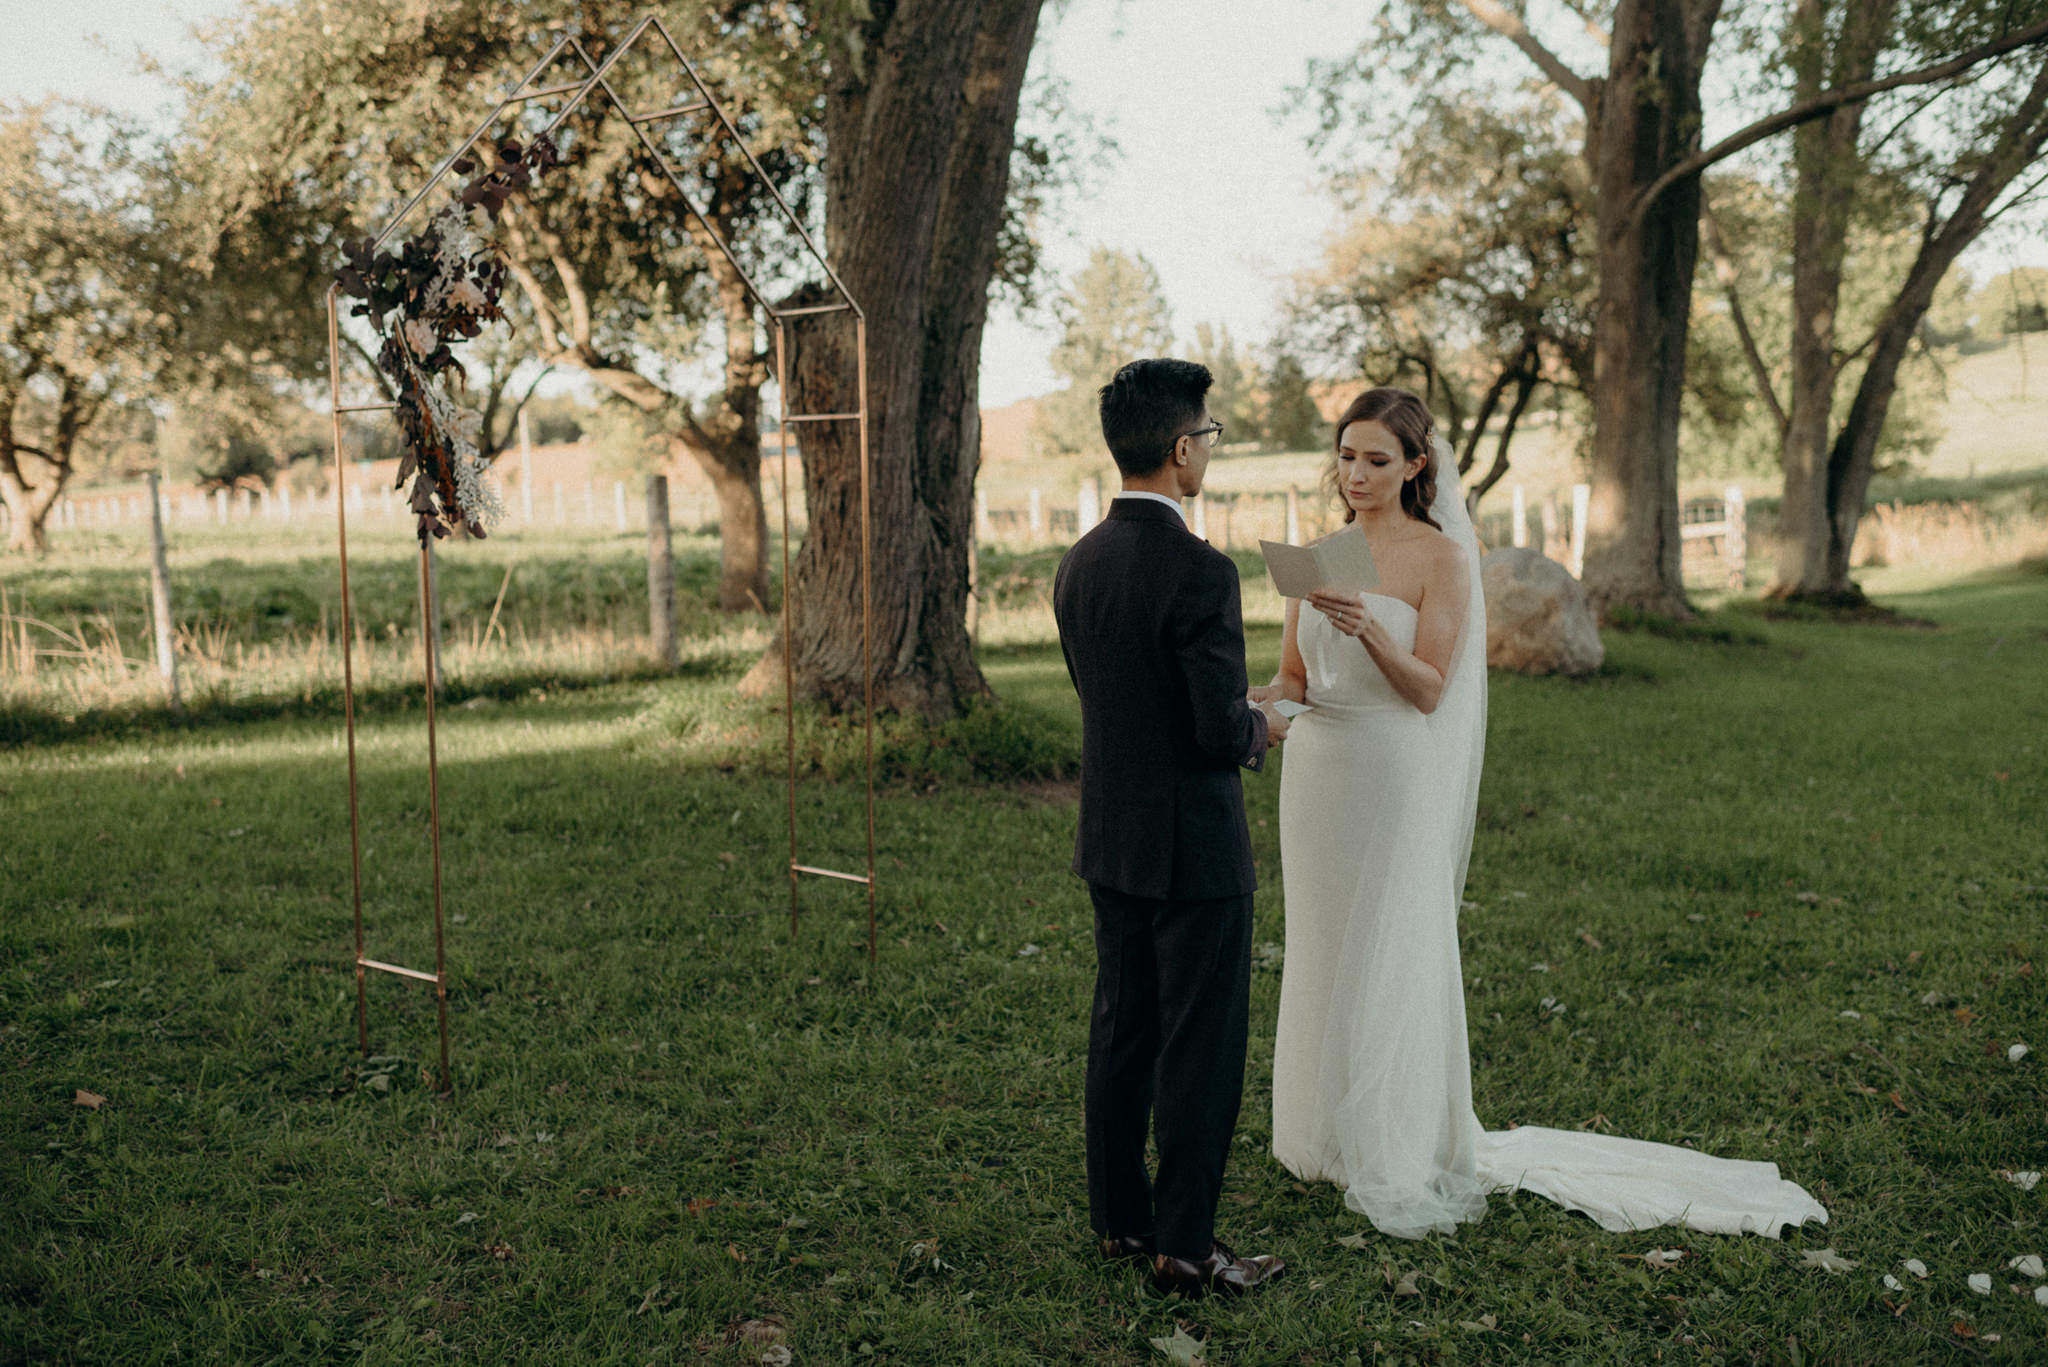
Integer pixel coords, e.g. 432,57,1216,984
323,13,876,1093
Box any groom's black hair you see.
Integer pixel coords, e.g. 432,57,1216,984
1098,358,1212,477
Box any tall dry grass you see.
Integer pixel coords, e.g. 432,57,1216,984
1853,498,2048,572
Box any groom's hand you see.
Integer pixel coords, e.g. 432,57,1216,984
1256,699,1291,746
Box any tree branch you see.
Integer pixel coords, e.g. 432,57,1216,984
1633,18,2048,227
1700,195,1788,434
1457,0,1595,112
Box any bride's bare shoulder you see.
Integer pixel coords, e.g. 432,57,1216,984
1414,526,1468,589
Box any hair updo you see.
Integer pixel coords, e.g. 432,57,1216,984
1321,387,1440,530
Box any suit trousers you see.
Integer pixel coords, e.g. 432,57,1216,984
1084,882,1254,1262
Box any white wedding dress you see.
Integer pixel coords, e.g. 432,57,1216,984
1270,473,1827,1242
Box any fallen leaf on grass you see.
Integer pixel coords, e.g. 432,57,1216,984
1799,1248,1858,1274
1015,943,1042,959
2009,1254,2044,1278
1638,1248,1685,1269
2001,1170,2041,1191
1954,1007,1976,1026
1903,1259,1928,1279
686,1197,718,1216
454,1211,479,1225
1334,1232,1372,1250
1967,1273,1992,1295
1952,1321,1979,1339
1883,1275,1903,1291
727,1320,785,1345
485,1244,515,1260
2035,1286,2048,1307
1392,1269,1423,1296
634,1283,671,1316
761,1348,793,1367
1456,1313,1498,1332
1149,1323,1205,1365
73,1090,106,1110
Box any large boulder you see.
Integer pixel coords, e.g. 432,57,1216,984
1481,548,1604,676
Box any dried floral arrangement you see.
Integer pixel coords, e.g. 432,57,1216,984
335,135,561,545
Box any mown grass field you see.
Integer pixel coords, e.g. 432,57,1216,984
3,534,2046,1364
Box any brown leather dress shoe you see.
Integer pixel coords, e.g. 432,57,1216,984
1150,1240,1286,1298
1098,1233,1157,1265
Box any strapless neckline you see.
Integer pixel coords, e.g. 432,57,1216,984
1358,592,1418,617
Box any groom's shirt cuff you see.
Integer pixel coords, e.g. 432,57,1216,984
1242,706,1267,772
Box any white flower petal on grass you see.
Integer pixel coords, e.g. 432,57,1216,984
1920,990,1943,1006
1839,1010,1862,1019
1968,1272,1993,1295
2004,1171,2042,1191
1882,1274,1902,1291
1641,1248,1684,1269
1903,1258,1928,1279
2036,1285,2048,1308
1799,1248,1858,1274
1015,943,1042,959
2010,1043,2031,1063
2009,1254,2045,1278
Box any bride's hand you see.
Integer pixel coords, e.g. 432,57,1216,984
1308,590,1374,640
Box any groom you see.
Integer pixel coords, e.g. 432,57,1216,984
1052,358,1290,1298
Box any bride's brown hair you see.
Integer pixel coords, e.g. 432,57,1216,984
1321,387,1440,530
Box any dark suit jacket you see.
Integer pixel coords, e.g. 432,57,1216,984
1053,497,1268,901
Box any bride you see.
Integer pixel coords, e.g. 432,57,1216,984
1252,387,1827,1241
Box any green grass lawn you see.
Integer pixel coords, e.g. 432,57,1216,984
4,553,2046,1364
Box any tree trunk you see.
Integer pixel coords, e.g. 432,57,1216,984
0,466,62,554
1772,0,1891,598
744,0,1044,719
0,403,68,554
1580,0,1722,619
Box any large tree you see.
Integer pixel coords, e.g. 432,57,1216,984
0,107,174,553
1367,0,2048,615
1291,80,1594,506
182,0,825,609
1765,0,2048,600
751,0,1046,718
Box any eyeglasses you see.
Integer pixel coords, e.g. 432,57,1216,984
1174,421,1224,452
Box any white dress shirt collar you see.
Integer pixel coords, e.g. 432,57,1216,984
1113,490,1189,528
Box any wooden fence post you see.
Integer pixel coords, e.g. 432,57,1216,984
145,472,180,711
647,475,678,670
519,410,535,525
1570,483,1590,579
1724,484,1747,588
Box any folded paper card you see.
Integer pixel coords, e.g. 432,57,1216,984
1259,528,1380,599
1272,699,1313,719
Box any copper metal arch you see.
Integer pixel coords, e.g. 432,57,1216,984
325,13,878,1093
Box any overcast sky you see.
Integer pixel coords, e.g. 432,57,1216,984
4,0,2043,408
